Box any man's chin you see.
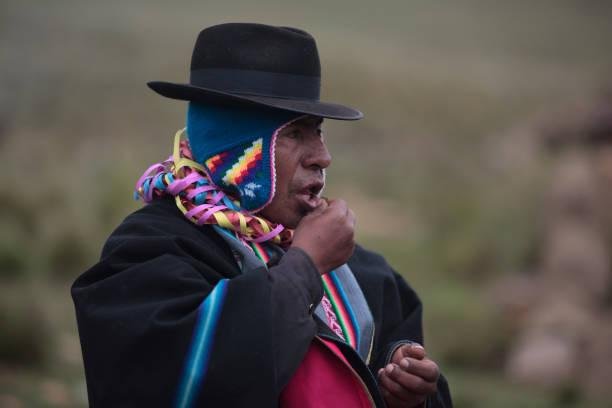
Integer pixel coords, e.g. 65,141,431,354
257,198,318,229
282,210,306,230
281,208,311,230
257,208,299,230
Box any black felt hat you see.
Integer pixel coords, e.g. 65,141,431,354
148,23,363,120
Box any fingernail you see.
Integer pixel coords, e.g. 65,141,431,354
400,358,410,369
412,344,424,350
385,363,394,374
378,368,384,376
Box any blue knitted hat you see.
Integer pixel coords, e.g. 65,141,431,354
186,102,302,212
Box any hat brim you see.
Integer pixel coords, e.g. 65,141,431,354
147,81,363,121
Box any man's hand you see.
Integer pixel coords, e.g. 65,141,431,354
377,343,440,408
292,199,355,275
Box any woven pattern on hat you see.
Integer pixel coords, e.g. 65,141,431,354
186,102,301,212
202,137,269,209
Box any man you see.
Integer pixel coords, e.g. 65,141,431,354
72,23,452,407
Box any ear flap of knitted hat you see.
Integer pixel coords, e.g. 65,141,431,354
187,102,302,212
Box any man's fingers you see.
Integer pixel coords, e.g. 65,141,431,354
327,198,347,212
399,357,440,383
378,368,414,400
301,198,328,219
314,198,329,213
385,363,438,395
325,199,355,228
399,343,426,360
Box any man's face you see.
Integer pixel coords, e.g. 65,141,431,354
258,116,330,228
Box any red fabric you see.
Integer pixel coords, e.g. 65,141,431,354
280,337,374,408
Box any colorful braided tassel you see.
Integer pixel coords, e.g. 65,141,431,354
135,129,293,246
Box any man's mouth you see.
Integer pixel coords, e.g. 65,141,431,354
296,181,324,211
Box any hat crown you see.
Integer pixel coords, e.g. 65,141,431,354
147,23,363,120
190,23,321,77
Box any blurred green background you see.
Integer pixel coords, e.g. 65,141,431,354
2,0,612,406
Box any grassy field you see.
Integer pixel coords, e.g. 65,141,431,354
2,0,612,406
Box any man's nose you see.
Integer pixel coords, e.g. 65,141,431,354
303,137,332,170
